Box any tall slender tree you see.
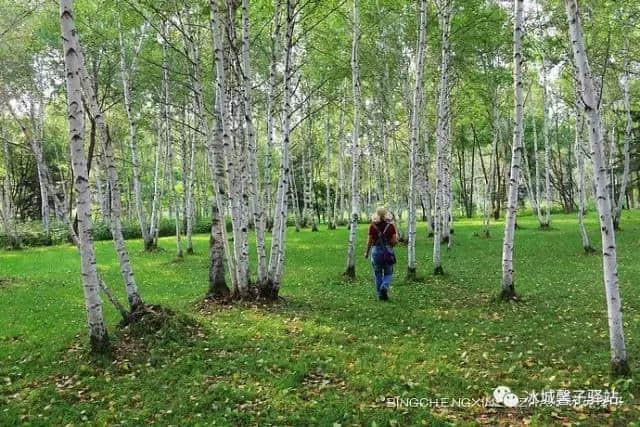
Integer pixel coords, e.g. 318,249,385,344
407,0,427,280
565,0,630,376
59,0,108,352
500,0,524,300
345,0,361,279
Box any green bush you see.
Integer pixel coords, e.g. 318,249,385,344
1,215,316,249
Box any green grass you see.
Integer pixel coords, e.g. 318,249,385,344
2,211,640,426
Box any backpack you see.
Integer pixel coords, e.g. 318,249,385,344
372,222,397,266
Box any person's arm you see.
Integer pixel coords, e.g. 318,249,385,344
364,225,375,258
388,224,399,247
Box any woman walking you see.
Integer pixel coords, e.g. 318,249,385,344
364,207,399,301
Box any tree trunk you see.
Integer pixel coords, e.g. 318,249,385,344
324,112,335,229
565,0,630,376
334,88,347,227
613,41,632,230
148,120,164,250
541,58,552,227
264,0,297,299
574,106,593,253
60,0,109,353
432,0,452,275
407,0,427,280
73,24,143,311
211,0,250,297
239,0,268,284
264,0,282,232
185,121,196,254
117,20,151,249
345,0,361,279
500,0,524,300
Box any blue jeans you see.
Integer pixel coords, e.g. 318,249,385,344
371,246,394,297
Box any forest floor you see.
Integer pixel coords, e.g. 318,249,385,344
2,211,640,426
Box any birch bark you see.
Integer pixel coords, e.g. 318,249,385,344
500,0,524,299
345,0,361,279
432,0,452,275
613,42,632,230
565,0,629,375
117,20,151,249
161,24,183,259
407,0,427,279
574,111,593,252
529,113,545,224
264,0,297,299
211,0,250,297
60,0,108,352
324,113,335,229
541,58,552,227
264,0,282,231
240,0,268,284
75,37,143,310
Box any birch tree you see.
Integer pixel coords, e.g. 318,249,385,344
324,112,335,229
432,0,452,275
74,28,144,311
264,0,297,299
613,38,632,230
59,0,108,352
117,19,151,250
240,0,268,284
344,0,361,279
161,24,183,259
500,0,524,300
565,0,630,376
574,108,594,253
333,89,347,228
527,112,546,226
211,0,250,298
540,58,552,228
407,0,427,280
264,0,282,231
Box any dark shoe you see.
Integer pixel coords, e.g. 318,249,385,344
380,288,388,301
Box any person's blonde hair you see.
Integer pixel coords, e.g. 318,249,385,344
371,206,392,223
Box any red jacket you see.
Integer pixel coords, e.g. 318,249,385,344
368,221,396,247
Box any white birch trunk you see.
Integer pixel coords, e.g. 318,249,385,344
211,0,250,297
529,113,545,224
148,120,164,249
240,0,268,284
432,0,451,274
614,43,632,230
265,0,296,298
500,0,524,299
442,122,452,245
574,110,593,252
185,124,196,254
407,0,427,279
264,0,282,230
75,37,143,310
324,113,335,229
117,20,151,249
334,90,347,227
541,59,552,227
345,0,361,278
161,24,183,259
60,0,108,352
565,0,629,375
